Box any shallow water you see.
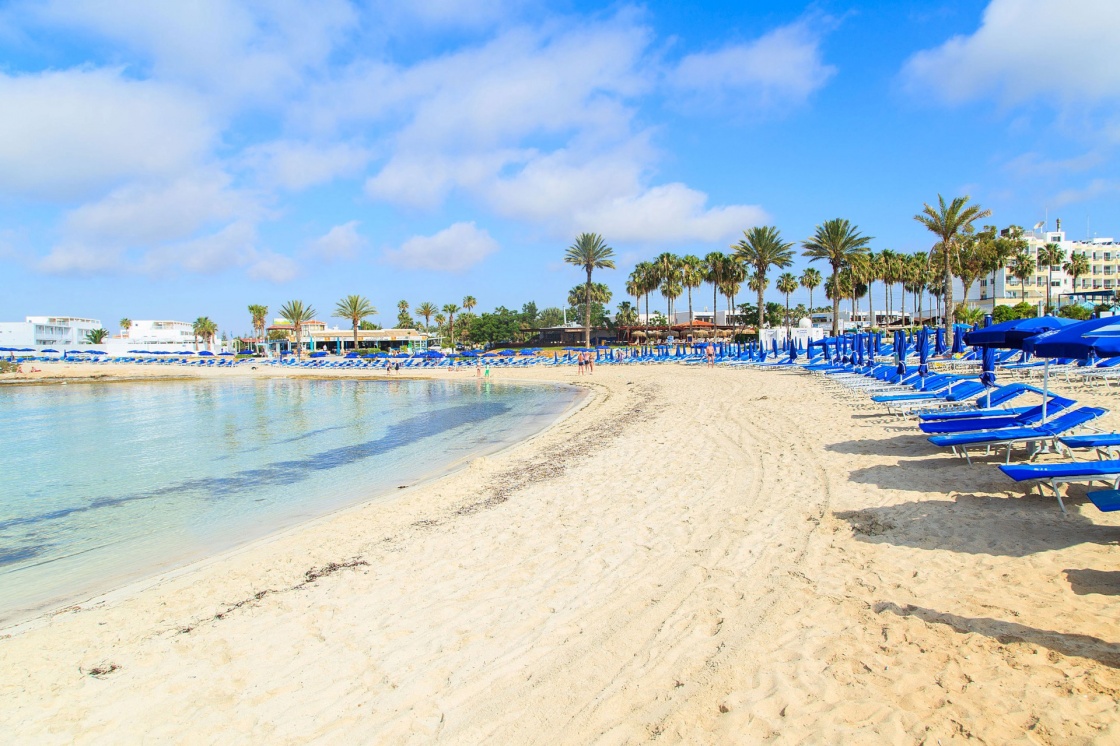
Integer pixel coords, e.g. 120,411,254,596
0,377,581,625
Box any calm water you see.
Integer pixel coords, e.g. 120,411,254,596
0,378,581,625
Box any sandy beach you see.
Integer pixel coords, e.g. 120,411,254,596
2,362,1119,743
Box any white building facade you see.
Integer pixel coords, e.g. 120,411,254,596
122,320,196,347
0,316,102,347
959,226,1117,310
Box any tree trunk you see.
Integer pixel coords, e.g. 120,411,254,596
353,321,359,351
687,287,694,336
944,247,954,346
757,278,765,336
830,265,840,336
584,268,592,348
713,284,718,327
868,280,875,330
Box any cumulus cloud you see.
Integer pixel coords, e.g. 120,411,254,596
383,222,499,272
901,0,1120,105
29,0,357,106
0,68,214,200
307,221,366,261
242,140,371,191
668,19,836,109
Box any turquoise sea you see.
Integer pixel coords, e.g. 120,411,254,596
0,378,581,626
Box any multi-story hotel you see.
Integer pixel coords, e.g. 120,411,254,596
122,320,197,346
0,315,102,347
962,223,1117,310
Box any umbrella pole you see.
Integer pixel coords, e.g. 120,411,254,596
1042,359,1049,424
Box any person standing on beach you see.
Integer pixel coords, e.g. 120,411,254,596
476,361,482,378
577,353,584,375
706,342,716,368
587,352,594,374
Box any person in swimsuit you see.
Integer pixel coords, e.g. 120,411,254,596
577,353,584,375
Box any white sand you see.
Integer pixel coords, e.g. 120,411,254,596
2,362,1119,743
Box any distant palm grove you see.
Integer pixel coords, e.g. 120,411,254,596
239,194,1042,350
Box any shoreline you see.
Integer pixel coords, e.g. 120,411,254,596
0,371,593,634
2,364,1118,742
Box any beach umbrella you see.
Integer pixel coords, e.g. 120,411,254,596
980,345,997,400
218,351,235,356
963,315,1075,348
198,350,215,356
950,328,964,355
771,338,779,356
789,338,797,362
917,329,930,387
499,349,516,356
894,330,907,376
42,348,59,353
934,327,946,355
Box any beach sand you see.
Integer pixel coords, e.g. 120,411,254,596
2,362,1119,743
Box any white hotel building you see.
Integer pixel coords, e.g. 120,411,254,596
960,224,1118,309
0,316,102,347
122,320,197,347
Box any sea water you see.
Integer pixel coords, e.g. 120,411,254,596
0,377,582,625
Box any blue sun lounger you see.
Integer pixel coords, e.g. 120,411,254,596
916,383,1044,421
919,396,1077,434
928,406,1107,465
1000,458,1120,513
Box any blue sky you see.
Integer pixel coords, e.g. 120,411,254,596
1,0,1118,333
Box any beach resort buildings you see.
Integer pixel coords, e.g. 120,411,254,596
264,319,434,354
120,320,196,347
957,224,1118,311
0,316,102,348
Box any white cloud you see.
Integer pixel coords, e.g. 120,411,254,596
307,221,366,261
242,140,371,191
246,251,301,283
383,222,498,272
30,0,357,106
668,20,836,108
572,184,767,244
901,0,1120,105
62,171,257,246
0,68,214,200
1051,178,1120,208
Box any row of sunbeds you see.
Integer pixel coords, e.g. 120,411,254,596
807,354,1120,515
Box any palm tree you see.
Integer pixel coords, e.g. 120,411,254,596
279,300,316,360
248,304,268,346
333,295,377,351
776,272,798,331
660,275,682,323
914,195,992,345
119,318,132,338
564,233,617,347
416,302,437,331
802,218,872,335
704,252,727,324
1008,250,1035,306
1037,242,1065,312
679,254,704,334
850,252,876,328
722,261,746,332
462,296,477,314
734,226,794,333
955,232,987,314
442,303,460,345
625,275,642,326
84,328,109,344
800,268,822,313
433,313,446,333
1063,252,1090,299
651,252,681,318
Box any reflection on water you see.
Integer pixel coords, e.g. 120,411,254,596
0,378,579,625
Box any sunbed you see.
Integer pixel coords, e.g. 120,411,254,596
927,406,1108,465
1000,458,1120,513
918,396,1076,433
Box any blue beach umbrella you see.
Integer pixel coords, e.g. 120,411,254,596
771,338,779,356
963,315,1076,348
894,330,907,376
789,339,797,362
980,344,997,388
917,329,930,387
950,328,964,355
934,327,946,355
